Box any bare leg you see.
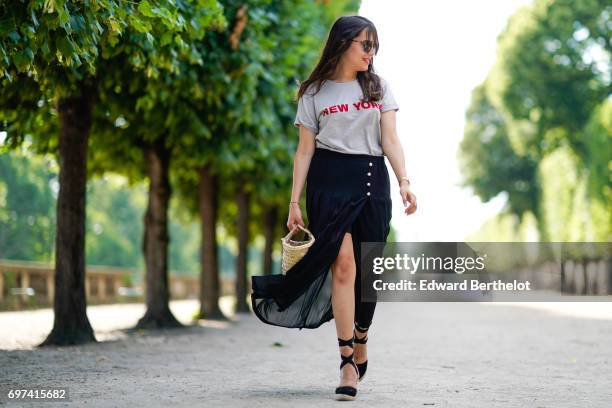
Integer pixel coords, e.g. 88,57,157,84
331,232,359,388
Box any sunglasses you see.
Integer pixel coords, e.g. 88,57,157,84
352,39,378,55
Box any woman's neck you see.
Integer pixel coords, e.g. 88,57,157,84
331,63,357,82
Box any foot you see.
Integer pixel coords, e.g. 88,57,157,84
338,347,359,389
335,337,359,400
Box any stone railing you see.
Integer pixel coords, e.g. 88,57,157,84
0,259,237,309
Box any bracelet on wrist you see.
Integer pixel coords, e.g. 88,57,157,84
399,176,411,186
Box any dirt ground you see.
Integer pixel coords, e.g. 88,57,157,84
1,297,611,407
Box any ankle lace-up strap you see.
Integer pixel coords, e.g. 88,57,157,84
354,322,369,333
353,322,369,344
337,337,358,373
339,351,355,369
337,337,354,349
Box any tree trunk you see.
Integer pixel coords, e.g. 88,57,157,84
560,258,566,294
592,260,598,295
607,258,612,295
197,164,226,320
262,204,278,276
135,139,182,329
581,259,589,295
235,182,250,313
568,261,577,294
40,91,96,347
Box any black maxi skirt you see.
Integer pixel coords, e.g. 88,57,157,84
251,147,393,330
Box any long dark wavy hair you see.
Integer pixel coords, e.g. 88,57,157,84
296,15,383,103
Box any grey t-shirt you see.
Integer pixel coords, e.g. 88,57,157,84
293,76,399,156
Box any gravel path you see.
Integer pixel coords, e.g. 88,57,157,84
1,298,611,407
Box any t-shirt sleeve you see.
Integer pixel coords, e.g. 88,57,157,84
293,88,319,134
380,77,399,113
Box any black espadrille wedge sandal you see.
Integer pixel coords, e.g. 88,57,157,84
353,322,369,381
334,336,359,401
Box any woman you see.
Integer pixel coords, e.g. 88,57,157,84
251,15,417,401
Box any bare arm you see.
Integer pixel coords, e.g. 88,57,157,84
291,125,316,202
287,125,316,229
380,110,417,215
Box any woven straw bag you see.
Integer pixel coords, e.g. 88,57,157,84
281,224,315,274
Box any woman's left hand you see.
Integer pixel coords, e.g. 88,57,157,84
400,183,417,215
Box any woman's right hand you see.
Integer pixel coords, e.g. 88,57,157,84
287,203,305,231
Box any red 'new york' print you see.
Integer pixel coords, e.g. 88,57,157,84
320,101,382,117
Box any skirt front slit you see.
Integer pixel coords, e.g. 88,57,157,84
251,147,392,329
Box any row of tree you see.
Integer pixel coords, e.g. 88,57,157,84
460,0,611,244
0,153,243,277
0,0,361,345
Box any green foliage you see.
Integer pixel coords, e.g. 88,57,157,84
538,144,587,241
318,0,362,30
459,83,539,217
0,0,361,273
462,0,610,241
542,97,612,242
169,0,336,240
0,151,215,273
0,148,56,261
1,0,226,151
85,175,145,268
0,0,226,85
489,0,611,160
582,98,612,208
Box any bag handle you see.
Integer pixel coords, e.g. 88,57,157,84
282,224,314,243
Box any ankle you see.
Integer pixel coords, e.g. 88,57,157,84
354,330,368,340
354,322,369,341
338,345,352,357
